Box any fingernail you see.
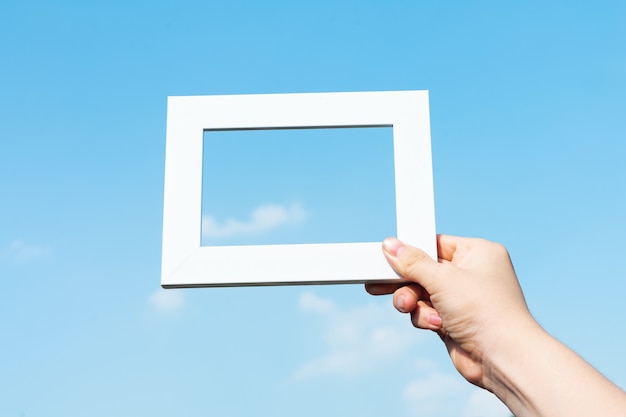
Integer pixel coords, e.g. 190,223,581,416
396,294,406,312
427,314,442,328
383,237,406,257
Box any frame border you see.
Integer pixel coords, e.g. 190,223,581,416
161,91,435,287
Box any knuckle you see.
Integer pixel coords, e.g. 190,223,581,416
476,239,510,259
490,241,511,259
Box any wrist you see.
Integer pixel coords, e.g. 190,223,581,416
481,316,626,417
480,315,546,414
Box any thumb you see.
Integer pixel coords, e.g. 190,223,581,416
382,237,441,292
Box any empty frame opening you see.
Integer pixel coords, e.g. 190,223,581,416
201,126,397,246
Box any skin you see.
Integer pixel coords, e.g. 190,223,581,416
366,235,626,417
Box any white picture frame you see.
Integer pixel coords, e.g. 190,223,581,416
161,91,435,287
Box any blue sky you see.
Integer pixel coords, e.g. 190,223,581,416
201,127,396,246
1,1,625,416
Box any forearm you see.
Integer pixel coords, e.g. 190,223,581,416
484,320,626,417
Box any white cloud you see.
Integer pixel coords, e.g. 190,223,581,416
411,358,440,374
202,202,307,239
403,372,511,417
6,240,52,261
292,292,421,380
462,388,511,417
299,292,336,314
149,288,185,314
294,293,512,416
403,372,467,416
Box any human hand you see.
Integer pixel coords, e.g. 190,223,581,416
366,235,536,390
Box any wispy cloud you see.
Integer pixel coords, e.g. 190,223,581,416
462,389,511,417
149,288,185,314
295,292,512,417
403,372,466,416
293,292,421,380
403,365,511,417
299,291,335,314
6,240,53,261
202,202,307,239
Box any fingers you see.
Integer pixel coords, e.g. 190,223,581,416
391,285,441,330
382,237,441,292
365,282,443,331
437,234,472,262
367,236,453,332
372,236,464,293
436,234,459,262
410,300,442,331
393,284,426,312
365,283,430,308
